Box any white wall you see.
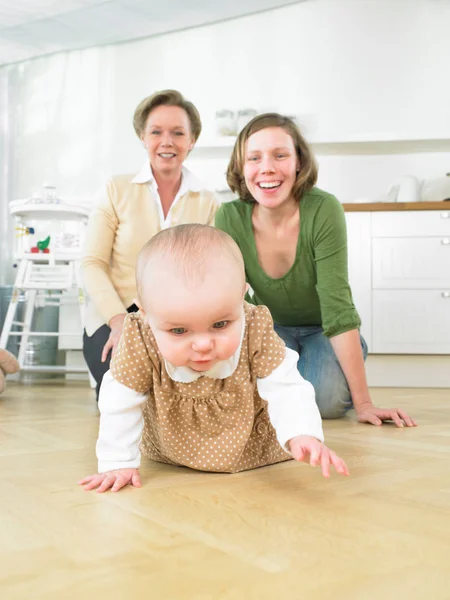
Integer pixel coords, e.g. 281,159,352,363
2,0,450,203
108,0,450,202
111,0,450,144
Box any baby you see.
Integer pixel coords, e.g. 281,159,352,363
79,224,348,493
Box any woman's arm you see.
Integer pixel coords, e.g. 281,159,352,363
330,329,416,427
81,181,128,325
314,196,416,427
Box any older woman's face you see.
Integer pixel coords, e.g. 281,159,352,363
243,127,299,209
141,105,194,174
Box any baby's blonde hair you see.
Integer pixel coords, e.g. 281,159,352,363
136,224,245,304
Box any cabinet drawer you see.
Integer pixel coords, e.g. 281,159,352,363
373,290,450,354
373,237,450,289
372,210,450,237
58,293,83,350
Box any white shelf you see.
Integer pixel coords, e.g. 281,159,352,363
9,201,91,221
196,136,236,148
13,252,83,262
193,136,450,156
312,138,450,156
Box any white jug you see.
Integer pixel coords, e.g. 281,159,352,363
387,176,421,203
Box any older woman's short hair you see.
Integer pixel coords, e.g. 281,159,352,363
133,90,202,142
226,113,318,203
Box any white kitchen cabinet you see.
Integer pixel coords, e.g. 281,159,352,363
58,290,83,350
349,207,450,355
371,210,450,354
345,212,372,350
371,210,450,237
373,237,450,290
373,290,450,354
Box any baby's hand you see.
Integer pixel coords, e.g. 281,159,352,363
287,435,349,478
78,468,142,493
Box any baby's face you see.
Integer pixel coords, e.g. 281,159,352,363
142,264,245,372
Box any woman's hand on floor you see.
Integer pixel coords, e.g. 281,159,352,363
288,435,349,478
101,313,127,362
78,468,142,493
355,403,417,427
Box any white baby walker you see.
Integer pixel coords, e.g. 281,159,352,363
0,190,91,376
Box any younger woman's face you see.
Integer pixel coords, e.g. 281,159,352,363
243,127,300,209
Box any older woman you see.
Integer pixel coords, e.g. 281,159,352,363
82,90,218,397
215,113,416,428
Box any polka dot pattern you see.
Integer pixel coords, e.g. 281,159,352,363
110,304,291,473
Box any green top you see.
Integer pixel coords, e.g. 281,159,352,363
215,187,360,338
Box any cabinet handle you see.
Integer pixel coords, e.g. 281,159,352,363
442,238,450,245
441,212,449,219
442,292,450,298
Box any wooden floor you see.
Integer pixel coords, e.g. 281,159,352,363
0,381,449,600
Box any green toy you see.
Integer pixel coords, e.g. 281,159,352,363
37,236,51,251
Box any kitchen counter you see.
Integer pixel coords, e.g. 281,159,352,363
342,201,449,212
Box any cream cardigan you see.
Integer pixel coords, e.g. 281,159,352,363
81,167,218,335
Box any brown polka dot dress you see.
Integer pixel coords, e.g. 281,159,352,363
110,302,292,473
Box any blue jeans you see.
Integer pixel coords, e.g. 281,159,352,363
273,325,368,420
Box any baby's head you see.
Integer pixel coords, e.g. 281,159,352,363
136,224,246,372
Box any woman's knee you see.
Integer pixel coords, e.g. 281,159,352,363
313,375,353,420
82,326,111,386
317,334,366,418
318,399,351,420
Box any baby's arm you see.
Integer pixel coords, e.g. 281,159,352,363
257,348,348,477
257,347,324,446
78,370,148,492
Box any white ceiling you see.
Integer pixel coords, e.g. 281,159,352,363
0,0,305,67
